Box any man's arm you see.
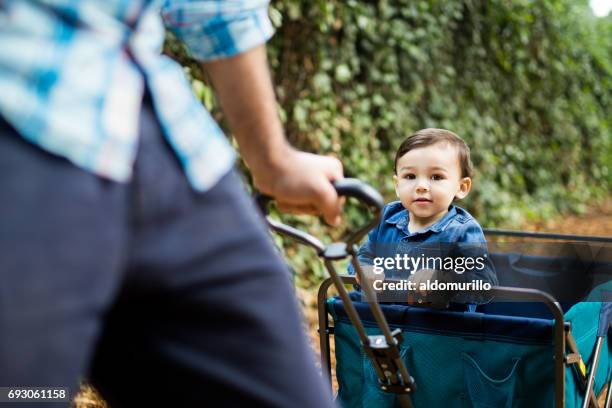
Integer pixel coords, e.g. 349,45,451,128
201,45,343,225
161,0,343,224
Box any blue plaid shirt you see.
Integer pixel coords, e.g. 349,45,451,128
0,0,274,191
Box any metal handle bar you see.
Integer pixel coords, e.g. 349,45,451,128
484,228,612,243
332,178,384,247
256,178,385,252
333,178,384,210
257,179,415,408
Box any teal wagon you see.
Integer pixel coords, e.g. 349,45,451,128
321,277,611,407
319,229,612,408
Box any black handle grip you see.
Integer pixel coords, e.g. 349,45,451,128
256,178,384,215
332,178,384,211
256,178,384,249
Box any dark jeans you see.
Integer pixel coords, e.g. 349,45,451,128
0,101,333,407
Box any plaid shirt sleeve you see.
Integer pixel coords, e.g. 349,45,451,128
161,0,274,61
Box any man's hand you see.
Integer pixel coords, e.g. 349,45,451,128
253,148,343,225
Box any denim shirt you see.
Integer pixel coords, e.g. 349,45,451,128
348,201,498,299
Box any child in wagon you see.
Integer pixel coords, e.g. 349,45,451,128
350,128,497,304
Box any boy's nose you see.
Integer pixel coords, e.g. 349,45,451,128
415,179,429,192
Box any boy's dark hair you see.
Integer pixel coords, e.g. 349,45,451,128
394,128,473,178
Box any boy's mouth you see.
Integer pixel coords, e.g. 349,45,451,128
413,198,433,205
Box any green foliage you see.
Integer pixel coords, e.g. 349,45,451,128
166,1,611,287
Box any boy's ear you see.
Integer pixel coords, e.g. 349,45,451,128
455,177,472,200
393,174,400,198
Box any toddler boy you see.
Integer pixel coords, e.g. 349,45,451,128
350,128,497,304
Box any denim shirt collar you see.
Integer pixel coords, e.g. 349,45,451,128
385,205,459,236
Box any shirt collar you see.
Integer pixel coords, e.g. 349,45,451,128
386,205,458,236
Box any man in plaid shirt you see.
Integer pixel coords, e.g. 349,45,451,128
0,1,339,406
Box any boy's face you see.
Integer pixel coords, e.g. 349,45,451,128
393,142,471,229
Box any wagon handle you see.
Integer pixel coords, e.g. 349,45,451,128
255,178,384,252
332,178,384,247
256,180,416,408
333,178,384,210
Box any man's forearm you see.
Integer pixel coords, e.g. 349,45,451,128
199,43,343,225
201,45,291,176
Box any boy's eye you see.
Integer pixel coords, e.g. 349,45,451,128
404,173,416,180
431,174,444,181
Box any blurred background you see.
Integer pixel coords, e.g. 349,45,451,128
165,0,611,287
